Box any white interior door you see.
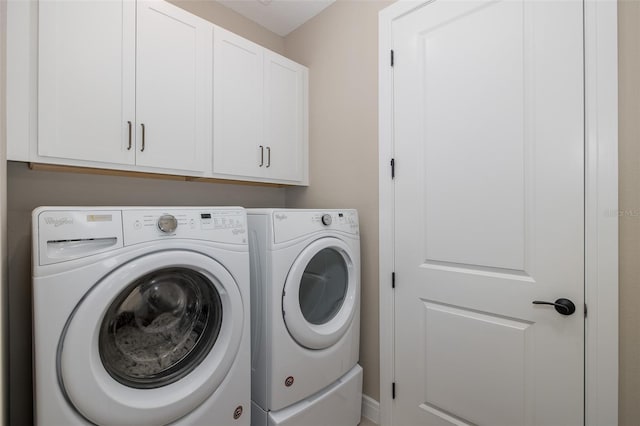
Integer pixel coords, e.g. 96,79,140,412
392,0,584,425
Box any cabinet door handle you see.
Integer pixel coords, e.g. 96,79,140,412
266,146,271,168
259,145,264,167
127,121,132,150
140,123,146,152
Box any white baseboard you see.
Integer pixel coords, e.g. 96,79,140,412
361,394,380,424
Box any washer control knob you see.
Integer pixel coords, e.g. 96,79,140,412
321,214,332,226
157,214,178,233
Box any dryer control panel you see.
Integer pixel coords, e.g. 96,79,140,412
272,210,359,244
123,209,247,246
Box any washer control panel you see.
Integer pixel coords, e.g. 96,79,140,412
123,208,247,246
272,210,359,244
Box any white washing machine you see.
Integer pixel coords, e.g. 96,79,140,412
247,209,362,426
32,207,251,426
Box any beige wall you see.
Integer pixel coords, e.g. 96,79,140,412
283,0,393,401
168,0,285,54
618,1,640,424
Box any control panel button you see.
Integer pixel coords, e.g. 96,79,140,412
157,214,178,233
321,214,332,226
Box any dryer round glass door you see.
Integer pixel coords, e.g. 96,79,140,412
59,250,245,426
298,248,348,325
282,238,359,350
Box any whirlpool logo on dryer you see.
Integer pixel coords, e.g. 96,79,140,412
44,217,74,227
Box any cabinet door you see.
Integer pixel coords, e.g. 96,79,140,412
136,0,210,172
212,27,264,178
263,52,308,182
38,0,136,164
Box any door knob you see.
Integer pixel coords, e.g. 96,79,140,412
532,298,576,315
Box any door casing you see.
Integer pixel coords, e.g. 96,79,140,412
378,1,619,425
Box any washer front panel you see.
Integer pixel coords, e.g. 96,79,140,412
60,250,244,426
282,238,358,350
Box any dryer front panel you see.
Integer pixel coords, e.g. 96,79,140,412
282,238,358,350
59,250,244,426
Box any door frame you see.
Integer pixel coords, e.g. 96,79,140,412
378,1,619,425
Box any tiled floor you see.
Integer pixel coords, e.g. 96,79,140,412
359,417,376,426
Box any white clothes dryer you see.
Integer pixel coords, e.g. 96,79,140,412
247,209,362,426
32,207,251,426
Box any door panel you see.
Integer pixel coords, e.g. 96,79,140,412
264,52,306,182
38,0,135,165
420,0,525,270
393,0,584,425
136,1,208,172
212,27,264,178
421,302,532,426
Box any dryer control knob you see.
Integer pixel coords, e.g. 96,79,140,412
321,214,332,226
157,214,178,233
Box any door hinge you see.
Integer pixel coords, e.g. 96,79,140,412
392,272,395,289
390,49,394,67
584,303,588,317
392,382,396,399
391,158,395,179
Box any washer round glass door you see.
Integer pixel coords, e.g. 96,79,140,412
98,267,222,389
282,238,358,350
59,250,244,426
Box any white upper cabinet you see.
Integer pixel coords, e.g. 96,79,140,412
136,1,210,172
9,0,307,185
213,27,264,178
212,27,308,184
37,0,211,174
38,0,136,165
263,51,307,182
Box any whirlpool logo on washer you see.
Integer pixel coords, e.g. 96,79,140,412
43,217,74,227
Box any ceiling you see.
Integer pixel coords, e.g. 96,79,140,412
216,0,336,37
